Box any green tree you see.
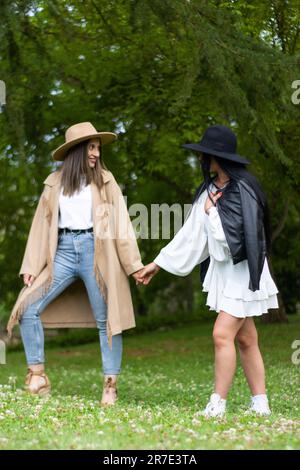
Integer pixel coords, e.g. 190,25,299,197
1,0,299,329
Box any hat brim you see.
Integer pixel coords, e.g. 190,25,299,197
181,143,250,165
52,132,117,161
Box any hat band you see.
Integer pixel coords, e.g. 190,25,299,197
201,139,236,154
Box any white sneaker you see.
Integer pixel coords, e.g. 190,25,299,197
249,394,271,416
201,393,226,418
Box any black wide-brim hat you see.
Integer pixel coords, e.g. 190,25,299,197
182,125,250,165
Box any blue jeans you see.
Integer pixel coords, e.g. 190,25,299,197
19,231,122,375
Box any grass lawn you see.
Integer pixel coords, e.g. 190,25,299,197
0,315,299,450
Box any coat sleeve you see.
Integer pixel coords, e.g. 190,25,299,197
18,185,50,279
153,199,209,276
111,179,144,276
239,181,267,291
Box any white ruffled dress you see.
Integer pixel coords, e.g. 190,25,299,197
154,181,279,318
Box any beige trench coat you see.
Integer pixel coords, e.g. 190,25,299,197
6,169,144,347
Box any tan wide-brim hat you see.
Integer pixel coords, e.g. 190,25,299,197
52,122,118,161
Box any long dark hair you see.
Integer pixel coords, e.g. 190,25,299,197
58,139,108,197
193,153,272,256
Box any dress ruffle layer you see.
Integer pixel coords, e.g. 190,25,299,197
202,257,279,317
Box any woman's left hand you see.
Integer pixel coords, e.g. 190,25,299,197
204,191,223,214
132,263,160,285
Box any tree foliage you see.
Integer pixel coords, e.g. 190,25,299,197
0,0,299,326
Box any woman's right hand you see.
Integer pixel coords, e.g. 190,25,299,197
23,274,36,287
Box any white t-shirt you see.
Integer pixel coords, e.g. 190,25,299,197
58,181,93,229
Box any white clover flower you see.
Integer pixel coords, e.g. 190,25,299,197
191,419,201,428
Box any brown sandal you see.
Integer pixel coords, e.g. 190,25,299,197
24,368,51,396
101,376,118,406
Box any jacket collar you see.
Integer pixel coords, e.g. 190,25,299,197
43,169,111,186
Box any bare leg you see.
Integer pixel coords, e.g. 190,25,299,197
213,311,246,399
235,318,266,395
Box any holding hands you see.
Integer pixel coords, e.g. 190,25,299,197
132,190,222,287
132,262,160,286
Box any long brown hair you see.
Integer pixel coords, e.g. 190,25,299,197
58,139,108,196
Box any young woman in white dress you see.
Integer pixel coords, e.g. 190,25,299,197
139,125,279,418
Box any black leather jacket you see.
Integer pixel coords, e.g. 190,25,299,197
195,179,267,292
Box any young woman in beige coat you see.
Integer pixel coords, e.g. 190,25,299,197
7,122,144,405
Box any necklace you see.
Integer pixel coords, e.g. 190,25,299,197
213,178,230,189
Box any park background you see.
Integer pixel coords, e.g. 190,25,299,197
0,0,299,450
